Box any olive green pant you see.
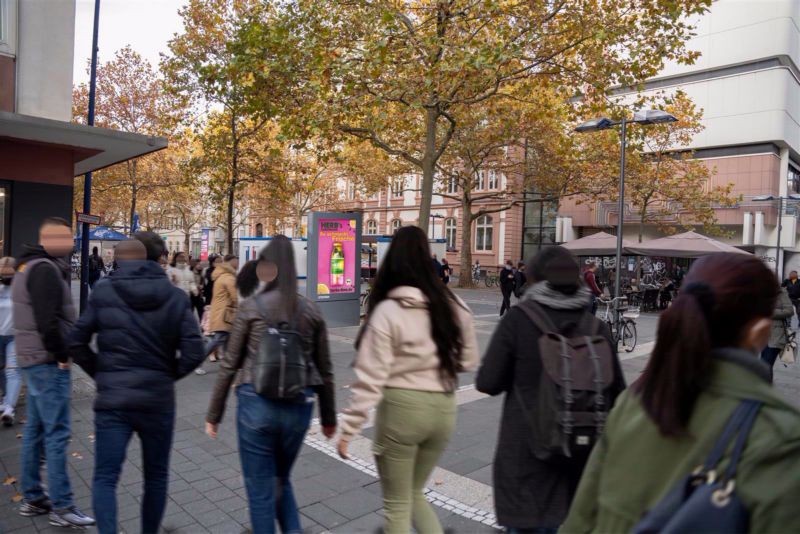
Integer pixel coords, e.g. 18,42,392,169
373,388,457,534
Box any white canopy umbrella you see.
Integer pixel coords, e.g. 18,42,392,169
628,231,751,258
562,231,636,256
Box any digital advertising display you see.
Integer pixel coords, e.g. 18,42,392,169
315,218,357,297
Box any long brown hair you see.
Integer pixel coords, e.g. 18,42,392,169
632,253,777,436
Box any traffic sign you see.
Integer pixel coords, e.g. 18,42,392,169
76,212,102,225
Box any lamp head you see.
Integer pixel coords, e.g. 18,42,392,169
633,109,678,125
575,117,613,133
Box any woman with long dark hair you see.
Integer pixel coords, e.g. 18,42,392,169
205,236,336,533
562,253,800,533
337,226,479,534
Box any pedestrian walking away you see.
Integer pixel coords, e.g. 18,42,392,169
513,261,527,299
782,270,800,324
70,239,205,534
477,246,625,533
13,217,95,528
0,256,20,427
205,235,336,534
760,286,794,382
197,254,238,374
499,260,515,316
88,246,105,288
441,258,452,285
338,226,479,534
562,253,800,534
583,262,603,315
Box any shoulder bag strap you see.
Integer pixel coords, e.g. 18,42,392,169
701,400,760,474
721,400,762,481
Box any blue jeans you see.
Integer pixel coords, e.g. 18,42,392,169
761,347,780,383
21,363,73,509
93,409,175,534
205,331,230,358
1,338,21,412
237,384,313,534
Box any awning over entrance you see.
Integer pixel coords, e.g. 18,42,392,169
0,110,168,176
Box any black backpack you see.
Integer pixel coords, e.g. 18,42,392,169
517,300,615,463
251,299,310,400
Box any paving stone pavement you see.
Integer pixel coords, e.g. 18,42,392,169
2,287,800,533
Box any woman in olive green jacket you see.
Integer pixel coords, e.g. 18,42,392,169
561,253,800,534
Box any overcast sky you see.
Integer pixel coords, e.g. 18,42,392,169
73,0,188,85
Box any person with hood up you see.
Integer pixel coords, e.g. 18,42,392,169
477,246,626,533
14,217,95,528
70,239,205,534
196,254,239,375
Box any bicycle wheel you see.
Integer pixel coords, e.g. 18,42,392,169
621,320,637,352
485,276,493,288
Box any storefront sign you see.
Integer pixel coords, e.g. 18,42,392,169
76,212,101,225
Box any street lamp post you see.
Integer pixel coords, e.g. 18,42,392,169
575,110,678,308
753,194,800,278
80,0,101,313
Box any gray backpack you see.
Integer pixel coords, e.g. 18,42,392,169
517,301,615,463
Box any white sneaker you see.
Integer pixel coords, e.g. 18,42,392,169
195,368,207,375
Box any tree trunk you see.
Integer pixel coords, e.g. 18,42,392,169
184,220,191,255
638,208,646,243
458,197,474,288
228,118,239,254
418,106,438,234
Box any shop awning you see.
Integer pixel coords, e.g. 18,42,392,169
628,231,751,258
562,231,636,256
0,111,168,176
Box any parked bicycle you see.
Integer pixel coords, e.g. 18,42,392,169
599,297,638,353
484,270,499,288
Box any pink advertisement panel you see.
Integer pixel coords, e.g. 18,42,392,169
316,218,357,296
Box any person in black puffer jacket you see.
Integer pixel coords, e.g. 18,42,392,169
70,240,205,534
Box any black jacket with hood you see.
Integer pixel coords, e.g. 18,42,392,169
70,260,205,412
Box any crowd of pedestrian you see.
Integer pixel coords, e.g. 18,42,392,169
4,216,800,534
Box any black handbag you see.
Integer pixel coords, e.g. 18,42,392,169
632,399,762,534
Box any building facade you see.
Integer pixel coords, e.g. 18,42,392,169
562,0,800,277
0,0,165,256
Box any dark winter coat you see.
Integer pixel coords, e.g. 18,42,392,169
70,260,205,413
500,266,515,291
783,278,800,300
476,285,626,529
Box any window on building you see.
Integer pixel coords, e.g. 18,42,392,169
255,223,263,237
447,178,458,194
445,217,457,250
487,170,498,190
521,191,559,261
366,219,377,235
348,181,356,200
391,219,402,233
392,177,405,198
475,215,493,251
789,164,800,195
475,171,485,191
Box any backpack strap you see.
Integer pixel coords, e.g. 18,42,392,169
517,300,558,334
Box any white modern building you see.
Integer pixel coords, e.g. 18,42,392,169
0,0,166,255
560,0,800,276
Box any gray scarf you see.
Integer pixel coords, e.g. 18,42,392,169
520,281,591,311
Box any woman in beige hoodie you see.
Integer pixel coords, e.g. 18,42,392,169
337,226,479,534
